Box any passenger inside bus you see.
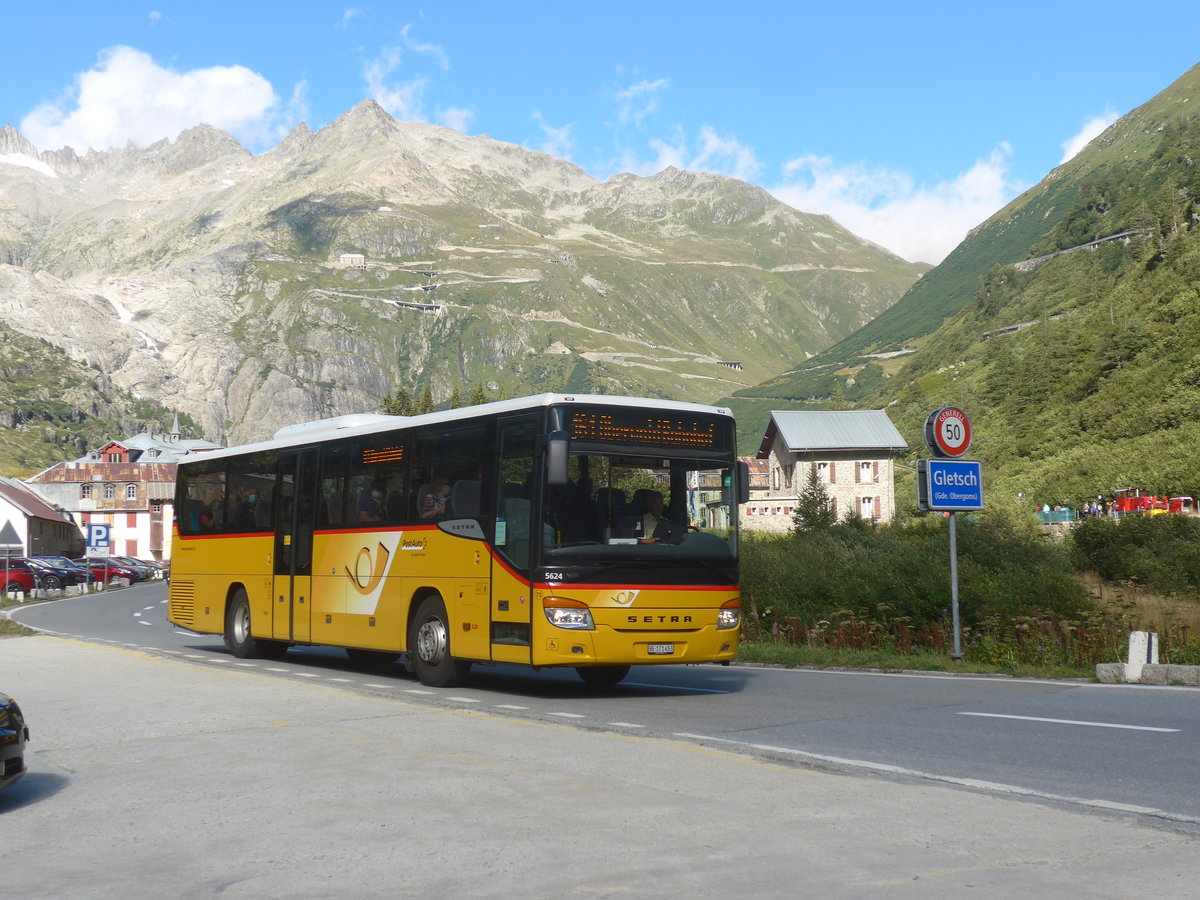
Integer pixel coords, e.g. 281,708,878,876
231,490,263,530
357,480,386,523
420,480,452,519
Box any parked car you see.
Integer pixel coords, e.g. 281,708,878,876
111,556,164,580
72,557,141,584
31,556,96,587
22,557,88,590
0,692,29,789
0,559,41,595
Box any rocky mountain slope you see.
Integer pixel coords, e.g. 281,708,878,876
0,101,923,455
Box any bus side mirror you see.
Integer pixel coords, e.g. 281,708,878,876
737,460,750,505
545,431,569,486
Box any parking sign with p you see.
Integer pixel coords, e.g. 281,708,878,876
86,523,111,557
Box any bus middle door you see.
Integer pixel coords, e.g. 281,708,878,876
273,449,318,643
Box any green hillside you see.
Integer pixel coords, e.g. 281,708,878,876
730,62,1200,435
730,62,1200,504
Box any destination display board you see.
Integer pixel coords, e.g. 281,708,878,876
565,407,730,451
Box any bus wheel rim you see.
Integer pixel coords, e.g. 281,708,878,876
235,605,251,643
416,616,447,666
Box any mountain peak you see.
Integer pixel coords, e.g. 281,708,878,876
0,125,39,158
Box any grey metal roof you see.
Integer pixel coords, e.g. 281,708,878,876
757,410,907,457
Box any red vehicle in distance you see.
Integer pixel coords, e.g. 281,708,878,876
72,557,142,584
1111,489,1197,516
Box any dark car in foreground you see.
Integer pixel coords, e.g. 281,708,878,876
32,555,97,587
22,557,89,590
1,692,29,789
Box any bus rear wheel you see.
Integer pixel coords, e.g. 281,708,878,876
409,595,471,687
576,665,631,687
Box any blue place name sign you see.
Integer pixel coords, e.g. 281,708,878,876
918,459,984,511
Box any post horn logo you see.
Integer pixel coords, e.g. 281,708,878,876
611,590,640,607
346,542,391,595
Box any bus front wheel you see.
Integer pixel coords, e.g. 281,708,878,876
409,595,471,687
223,589,288,659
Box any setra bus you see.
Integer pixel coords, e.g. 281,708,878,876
168,394,747,687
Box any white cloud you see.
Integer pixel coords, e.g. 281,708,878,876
437,106,474,133
531,111,574,159
1060,109,1120,163
19,46,281,154
362,27,451,123
619,125,763,183
771,145,1019,265
339,6,368,29
365,47,428,121
693,126,763,183
616,78,668,127
398,24,450,71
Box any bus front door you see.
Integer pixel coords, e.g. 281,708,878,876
491,419,536,664
273,449,318,643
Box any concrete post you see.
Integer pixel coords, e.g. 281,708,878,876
1124,631,1159,683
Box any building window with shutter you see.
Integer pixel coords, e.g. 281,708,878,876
817,462,829,483
860,496,874,518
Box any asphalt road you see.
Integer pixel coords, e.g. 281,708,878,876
4,590,1200,897
11,584,1200,826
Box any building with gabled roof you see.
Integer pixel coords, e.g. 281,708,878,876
0,477,81,556
24,415,222,561
742,410,908,532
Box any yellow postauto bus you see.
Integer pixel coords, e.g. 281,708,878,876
168,394,746,687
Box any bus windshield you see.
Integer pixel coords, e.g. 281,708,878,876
541,451,738,574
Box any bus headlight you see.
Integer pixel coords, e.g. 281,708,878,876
543,597,595,630
717,599,741,630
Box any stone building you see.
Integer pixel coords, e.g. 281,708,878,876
742,410,908,533
25,416,221,562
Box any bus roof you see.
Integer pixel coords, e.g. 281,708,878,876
179,393,735,466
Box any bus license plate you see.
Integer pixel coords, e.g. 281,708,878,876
647,643,675,655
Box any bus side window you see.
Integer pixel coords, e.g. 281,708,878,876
320,442,350,526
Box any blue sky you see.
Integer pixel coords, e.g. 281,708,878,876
3,2,1198,264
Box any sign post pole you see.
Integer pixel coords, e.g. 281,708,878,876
949,513,962,661
919,407,979,664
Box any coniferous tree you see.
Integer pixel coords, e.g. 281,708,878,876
792,465,836,534
415,385,435,415
469,381,487,406
449,386,463,409
383,387,412,416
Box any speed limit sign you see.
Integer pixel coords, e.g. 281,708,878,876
924,406,972,458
